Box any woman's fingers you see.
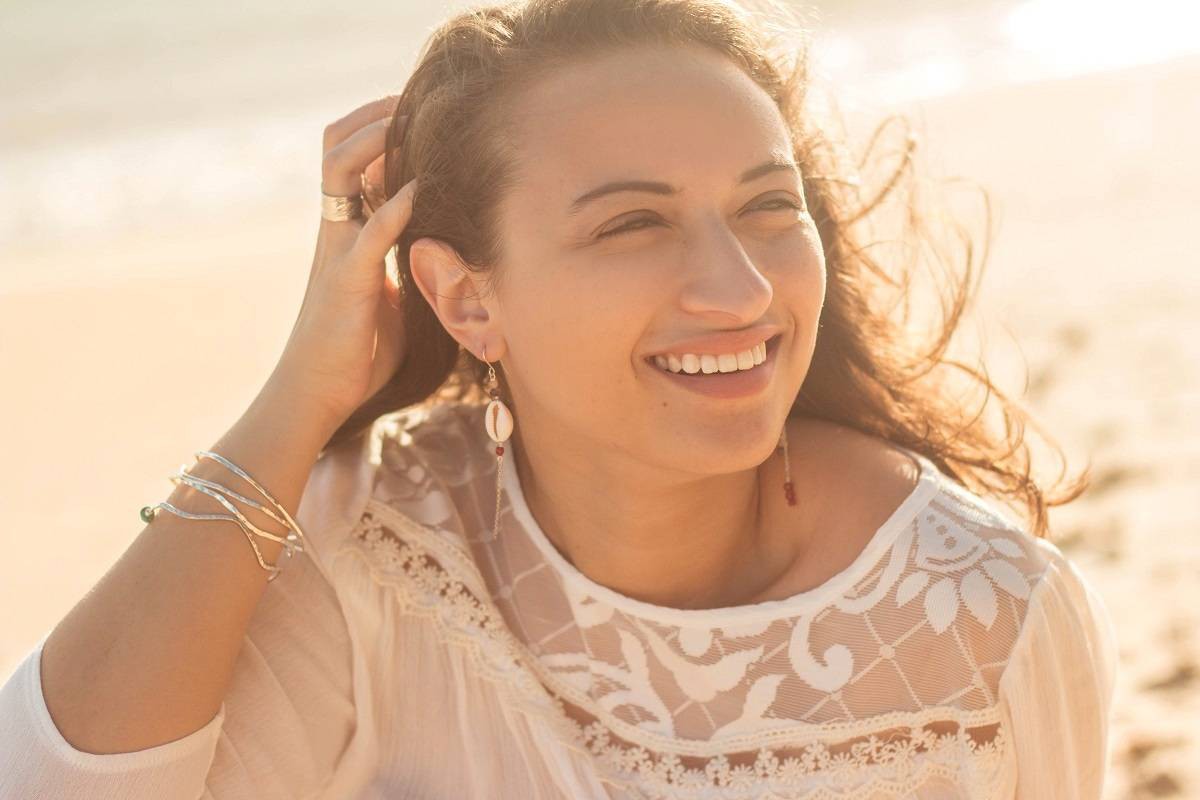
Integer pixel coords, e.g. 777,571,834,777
361,152,388,215
328,176,417,304
317,96,399,255
322,95,397,155
340,177,419,295
308,96,415,308
319,110,406,254
321,116,392,196
280,96,417,421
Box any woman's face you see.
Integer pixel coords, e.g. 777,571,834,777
490,44,826,476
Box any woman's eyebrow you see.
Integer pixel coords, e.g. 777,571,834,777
566,157,799,216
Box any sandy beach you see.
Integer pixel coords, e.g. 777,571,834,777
1,18,1196,797
907,56,1200,798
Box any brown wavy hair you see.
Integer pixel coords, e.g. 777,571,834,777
322,0,1090,539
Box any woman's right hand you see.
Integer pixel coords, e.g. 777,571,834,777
265,96,418,434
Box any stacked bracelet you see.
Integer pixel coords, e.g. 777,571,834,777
139,450,311,582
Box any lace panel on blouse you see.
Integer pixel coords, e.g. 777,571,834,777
340,403,1045,797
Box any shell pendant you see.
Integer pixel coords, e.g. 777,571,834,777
485,399,513,443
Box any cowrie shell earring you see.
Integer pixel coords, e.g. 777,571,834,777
480,343,512,542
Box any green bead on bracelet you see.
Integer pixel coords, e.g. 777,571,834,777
139,505,157,523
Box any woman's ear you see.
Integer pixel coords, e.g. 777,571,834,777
408,237,505,359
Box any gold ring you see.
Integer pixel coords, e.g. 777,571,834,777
321,192,363,222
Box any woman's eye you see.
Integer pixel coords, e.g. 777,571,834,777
758,198,805,212
596,198,805,239
597,217,660,239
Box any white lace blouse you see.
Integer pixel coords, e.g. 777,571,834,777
0,400,1119,799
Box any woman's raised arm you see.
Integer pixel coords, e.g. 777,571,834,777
0,95,416,797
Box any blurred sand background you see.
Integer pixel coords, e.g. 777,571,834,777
1,0,1197,796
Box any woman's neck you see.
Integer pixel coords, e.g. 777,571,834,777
509,417,813,610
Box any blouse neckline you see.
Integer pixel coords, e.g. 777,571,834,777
499,428,944,626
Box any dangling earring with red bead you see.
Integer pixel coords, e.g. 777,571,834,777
481,343,513,542
779,422,796,506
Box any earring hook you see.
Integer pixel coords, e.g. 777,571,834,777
481,343,498,389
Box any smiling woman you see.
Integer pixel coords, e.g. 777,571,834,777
335,2,1081,547
0,0,1116,798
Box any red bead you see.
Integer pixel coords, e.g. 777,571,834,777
495,446,504,456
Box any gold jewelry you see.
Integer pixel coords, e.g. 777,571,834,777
139,450,310,582
321,191,363,222
476,344,513,543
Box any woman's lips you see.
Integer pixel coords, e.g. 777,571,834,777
646,334,781,400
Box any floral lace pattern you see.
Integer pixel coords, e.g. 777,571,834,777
338,402,1052,797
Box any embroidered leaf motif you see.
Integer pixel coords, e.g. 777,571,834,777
896,571,930,607
637,620,763,703
924,577,959,634
619,627,650,680
988,536,1025,559
959,568,998,628
982,557,1031,600
605,629,675,735
710,673,787,740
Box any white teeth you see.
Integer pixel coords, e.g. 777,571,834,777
652,339,771,375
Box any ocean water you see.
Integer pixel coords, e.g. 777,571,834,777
1,0,1197,294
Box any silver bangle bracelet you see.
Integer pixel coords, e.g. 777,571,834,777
192,450,311,551
139,449,312,582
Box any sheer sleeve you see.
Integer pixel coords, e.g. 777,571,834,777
0,428,379,800
997,539,1119,799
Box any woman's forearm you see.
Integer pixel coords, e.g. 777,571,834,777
38,383,340,754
